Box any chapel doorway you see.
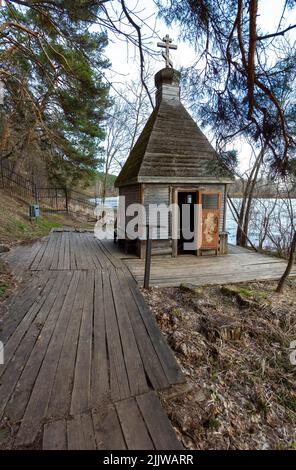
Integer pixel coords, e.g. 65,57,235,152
177,191,198,254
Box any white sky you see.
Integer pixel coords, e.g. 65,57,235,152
102,0,296,176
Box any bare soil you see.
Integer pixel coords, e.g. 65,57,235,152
142,280,296,450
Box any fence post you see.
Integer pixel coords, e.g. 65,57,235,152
34,183,39,204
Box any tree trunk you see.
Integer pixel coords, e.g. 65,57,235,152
102,168,108,205
240,153,262,245
276,230,296,293
228,196,258,252
236,145,265,246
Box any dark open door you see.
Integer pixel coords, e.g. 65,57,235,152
199,192,221,250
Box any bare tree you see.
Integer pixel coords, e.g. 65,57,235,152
236,143,266,246
276,230,296,293
101,72,153,202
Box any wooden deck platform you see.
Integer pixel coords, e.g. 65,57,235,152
43,391,182,450
103,242,296,288
0,230,184,450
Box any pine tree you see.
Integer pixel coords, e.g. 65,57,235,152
0,1,111,187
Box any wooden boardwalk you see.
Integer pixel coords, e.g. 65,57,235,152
43,392,180,450
0,230,184,450
114,244,296,287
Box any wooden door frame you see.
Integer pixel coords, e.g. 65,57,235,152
171,187,199,257
172,188,222,257
199,190,221,252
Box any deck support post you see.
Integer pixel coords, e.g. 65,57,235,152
143,225,153,289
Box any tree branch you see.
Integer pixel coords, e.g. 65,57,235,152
247,0,258,119
257,23,296,40
120,0,154,109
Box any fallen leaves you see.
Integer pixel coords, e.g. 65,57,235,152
142,280,296,450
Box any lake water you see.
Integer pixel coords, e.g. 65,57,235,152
92,197,296,251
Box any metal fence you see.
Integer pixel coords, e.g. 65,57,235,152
0,160,96,216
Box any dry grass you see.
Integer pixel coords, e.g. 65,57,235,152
0,189,94,246
142,280,296,450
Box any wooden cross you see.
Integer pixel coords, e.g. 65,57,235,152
157,34,177,68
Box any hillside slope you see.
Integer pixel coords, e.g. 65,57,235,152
0,189,93,246
0,189,94,300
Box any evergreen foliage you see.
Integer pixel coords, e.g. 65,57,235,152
0,1,111,187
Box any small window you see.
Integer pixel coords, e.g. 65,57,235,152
202,193,219,209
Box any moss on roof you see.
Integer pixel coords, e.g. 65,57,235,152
115,95,233,186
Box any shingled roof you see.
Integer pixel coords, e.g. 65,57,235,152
115,68,233,187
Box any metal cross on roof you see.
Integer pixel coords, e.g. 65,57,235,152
157,34,177,68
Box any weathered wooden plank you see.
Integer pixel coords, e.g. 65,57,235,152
14,271,80,447
0,272,61,417
97,239,123,269
86,233,108,270
126,276,185,386
0,272,54,374
43,419,67,450
37,232,58,271
23,241,43,271
116,270,170,390
5,272,73,423
67,413,96,450
110,269,149,396
63,231,71,270
0,271,50,346
0,272,68,420
102,271,130,402
136,392,183,450
69,232,77,270
30,239,48,271
91,271,109,407
3,231,190,451
73,233,87,270
128,262,296,287
127,260,294,276
47,271,87,419
80,232,96,269
72,232,84,270
50,230,62,270
57,231,66,270
70,271,94,415
101,239,137,261
123,246,296,288
116,397,154,450
92,405,126,450
80,413,97,450
82,233,101,270
67,415,84,450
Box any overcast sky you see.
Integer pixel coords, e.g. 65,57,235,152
102,0,295,175
105,0,295,82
